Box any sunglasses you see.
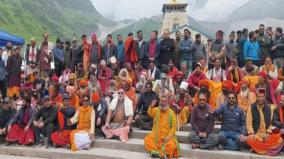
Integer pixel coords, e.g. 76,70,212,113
228,97,235,99
118,92,124,95
82,99,89,102
199,99,206,101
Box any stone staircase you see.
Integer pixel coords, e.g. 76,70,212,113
0,124,283,159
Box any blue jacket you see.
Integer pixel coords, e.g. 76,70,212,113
117,42,125,63
243,40,261,61
213,104,247,135
179,38,193,60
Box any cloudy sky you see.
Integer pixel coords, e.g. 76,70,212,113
91,0,251,21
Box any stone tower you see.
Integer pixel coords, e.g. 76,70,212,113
159,0,189,36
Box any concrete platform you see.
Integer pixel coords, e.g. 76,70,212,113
95,138,283,159
0,146,190,159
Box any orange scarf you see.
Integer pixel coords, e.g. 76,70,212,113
77,106,93,131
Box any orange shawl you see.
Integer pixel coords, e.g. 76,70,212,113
77,106,93,131
124,37,138,63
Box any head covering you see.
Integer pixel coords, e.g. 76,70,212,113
198,79,210,88
51,74,59,83
195,62,202,68
90,64,97,69
257,88,266,95
109,56,117,64
222,80,235,91
62,94,70,101
30,37,36,42
68,73,76,80
79,79,88,87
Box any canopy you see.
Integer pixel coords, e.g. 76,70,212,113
0,30,25,47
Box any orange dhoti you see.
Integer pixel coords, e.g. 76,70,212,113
177,107,190,129
6,124,34,145
246,133,283,156
144,134,179,158
50,130,71,147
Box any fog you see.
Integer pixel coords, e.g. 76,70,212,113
92,0,252,21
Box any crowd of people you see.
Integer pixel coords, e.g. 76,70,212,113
0,24,284,158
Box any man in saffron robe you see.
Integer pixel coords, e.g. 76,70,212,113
50,94,76,148
144,94,180,158
237,79,256,112
69,95,95,151
125,33,138,65
6,96,36,146
246,89,283,156
82,34,90,73
102,88,133,143
98,60,112,95
66,86,80,110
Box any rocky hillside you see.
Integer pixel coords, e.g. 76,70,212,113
0,0,114,41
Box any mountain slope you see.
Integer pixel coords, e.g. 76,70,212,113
229,0,284,21
109,15,215,41
0,0,114,41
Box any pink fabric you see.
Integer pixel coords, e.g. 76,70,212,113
98,67,112,94
148,40,156,58
101,125,130,142
187,72,206,89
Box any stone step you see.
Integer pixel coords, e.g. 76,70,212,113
0,145,191,159
178,124,221,132
94,138,283,159
131,128,190,143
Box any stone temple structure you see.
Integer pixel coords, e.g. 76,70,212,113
159,0,212,41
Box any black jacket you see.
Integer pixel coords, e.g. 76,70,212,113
272,106,284,129
34,106,58,126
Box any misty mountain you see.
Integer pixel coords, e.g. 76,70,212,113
229,0,284,21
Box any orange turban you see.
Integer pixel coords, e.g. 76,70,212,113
79,79,88,87
222,80,235,91
198,79,210,88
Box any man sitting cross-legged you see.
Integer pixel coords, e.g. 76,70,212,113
68,95,95,151
33,95,58,148
144,94,180,158
246,88,283,156
50,94,76,148
6,96,34,146
189,92,218,149
214,91,247,151
102,87,133,143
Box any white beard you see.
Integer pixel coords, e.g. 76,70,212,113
240,89,249,97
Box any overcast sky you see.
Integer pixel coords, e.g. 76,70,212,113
91,0,251,21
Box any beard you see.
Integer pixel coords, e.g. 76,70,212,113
159,105,168,111
240,88,249,97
